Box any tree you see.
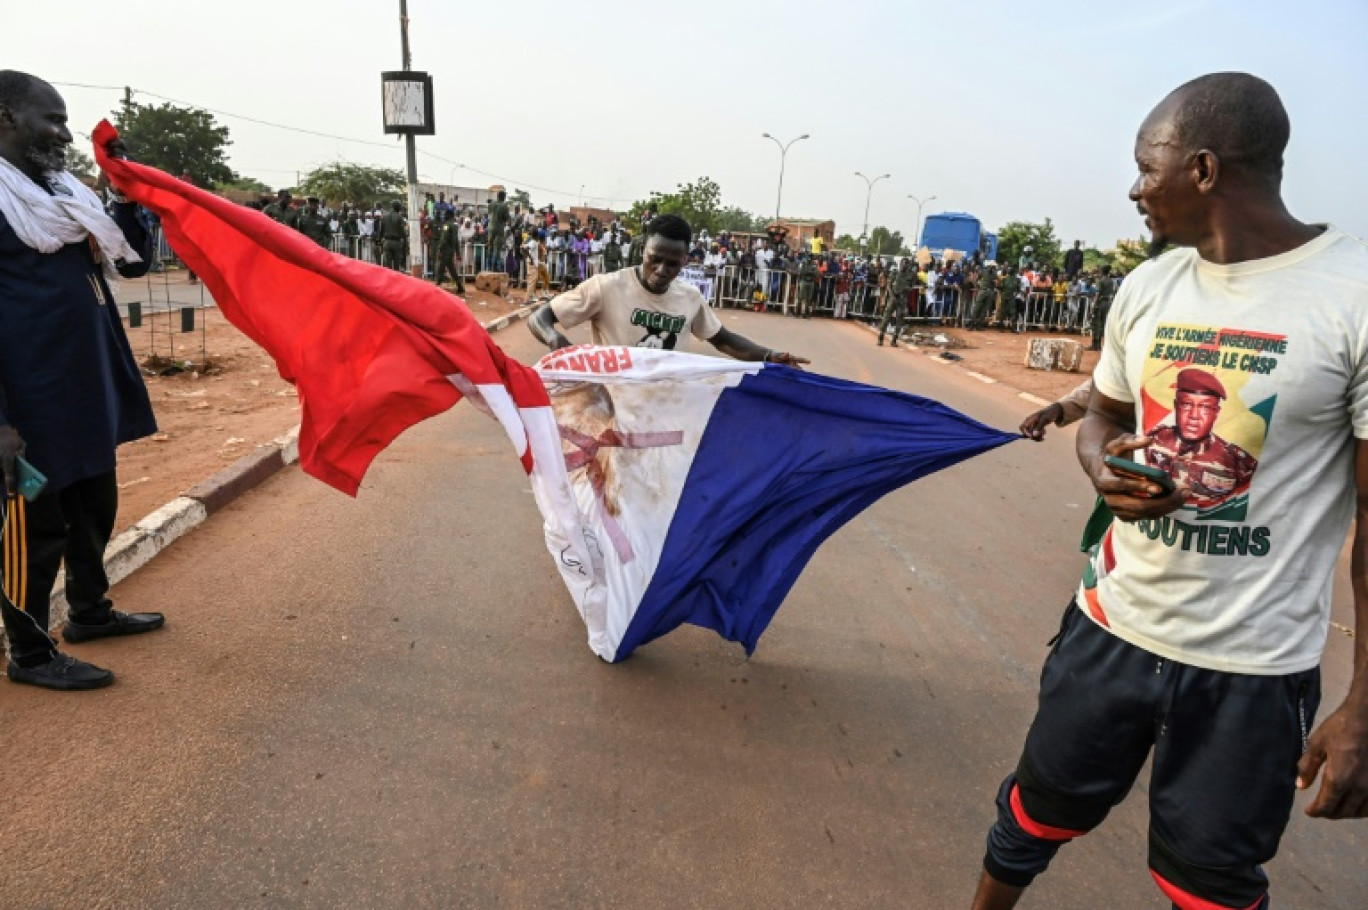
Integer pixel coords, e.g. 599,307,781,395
114,101,235,187
714,206,768,234
1106,237,1150,274
298,162,405,206
626,177,771,237
510,188,532,207
867,226,908,256
220,175,272,194
627,176,721,234
66,148,95,179
995,218,1061,270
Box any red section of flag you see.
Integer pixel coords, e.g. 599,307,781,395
93,120,547,495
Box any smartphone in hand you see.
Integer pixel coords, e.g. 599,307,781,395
15,456,48,502
1103,454,1176,495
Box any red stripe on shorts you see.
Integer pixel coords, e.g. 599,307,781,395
1009,784,1085,842
1151,870,1264,910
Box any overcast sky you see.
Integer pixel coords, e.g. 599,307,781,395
10,0,1366,248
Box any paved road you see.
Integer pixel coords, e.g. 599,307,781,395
1,312,1362,909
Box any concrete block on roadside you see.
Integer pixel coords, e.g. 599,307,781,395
475,271,510,295
1025,338,1084,372
185,447,286,514
274,425,301,466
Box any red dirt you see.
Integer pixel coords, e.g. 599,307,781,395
113,281,528,533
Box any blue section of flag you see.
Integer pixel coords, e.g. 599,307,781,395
614,366,1017,660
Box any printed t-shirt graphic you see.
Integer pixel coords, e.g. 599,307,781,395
1079,227,1368,675
1137,328,1280,520
550,267,723,352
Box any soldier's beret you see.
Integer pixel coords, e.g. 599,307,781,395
1173,368,1226,399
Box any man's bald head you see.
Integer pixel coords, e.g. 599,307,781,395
1149,72,1290,187
0,70,50,111
0,70,72,178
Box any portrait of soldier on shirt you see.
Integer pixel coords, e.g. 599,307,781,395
1147,367,1259,509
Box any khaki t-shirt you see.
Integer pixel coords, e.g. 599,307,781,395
550,268,723,352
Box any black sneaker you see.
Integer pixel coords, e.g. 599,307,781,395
7,653,114,690
62,610,165,644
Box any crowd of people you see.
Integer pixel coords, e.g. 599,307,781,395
244,189,1128,344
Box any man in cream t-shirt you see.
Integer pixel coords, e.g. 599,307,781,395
973,73,1368,910
529,214,807,365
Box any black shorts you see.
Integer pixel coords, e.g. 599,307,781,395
984,600,1320,909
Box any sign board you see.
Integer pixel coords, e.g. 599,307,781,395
381,71,436,135
678,266,715,304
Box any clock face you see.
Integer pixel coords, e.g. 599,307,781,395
383,80,427,128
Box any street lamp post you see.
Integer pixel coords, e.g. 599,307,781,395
907,193,937,254
762,132,810,222
855,171,891,252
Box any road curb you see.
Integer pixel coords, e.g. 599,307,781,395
42,304,538,632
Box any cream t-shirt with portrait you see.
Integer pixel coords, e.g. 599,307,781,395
1082,227,1368,675
550,267,723,353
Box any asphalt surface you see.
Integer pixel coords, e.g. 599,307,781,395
1,311,1362,909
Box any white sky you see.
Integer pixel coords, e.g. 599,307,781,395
10,0,1367,248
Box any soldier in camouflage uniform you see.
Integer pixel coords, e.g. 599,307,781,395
486,190,509,271
877,262,914,346
967,263,999,330
263,189,292,224
433,209,465,291
1090,266,1117,350
1146,368,1258,511
380,201,408,272
340,210,360,258
295,197,332,247
602,234,623,273
795,254,818,318
996,265,1019,331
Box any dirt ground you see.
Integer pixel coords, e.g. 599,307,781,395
112,273,1086,533
889,325,1099,402
113,275,529,534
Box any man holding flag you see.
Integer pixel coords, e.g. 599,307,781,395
0,72,166,690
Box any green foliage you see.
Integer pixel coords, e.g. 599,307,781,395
834,227,907,255
714,206,769,233
221,175,272,194
1081,246,1112,272
298,162,405,206
996,219,1061,269
627,177,768,236
1106,237,1150,274
867,226,908,256
65,148,95,179
114,102,235,187
510,188,532,207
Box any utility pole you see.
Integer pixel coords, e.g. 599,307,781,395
854,171,890,253
907,194,937,254
121,86,133,122
399,0,423,278
761,133,810,223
